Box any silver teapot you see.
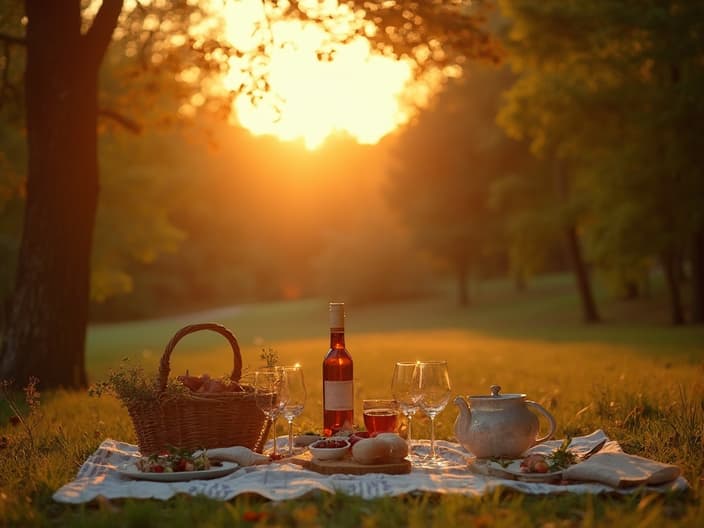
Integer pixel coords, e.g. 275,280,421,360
454,385,556,458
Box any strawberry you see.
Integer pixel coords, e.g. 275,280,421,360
533,460,550,473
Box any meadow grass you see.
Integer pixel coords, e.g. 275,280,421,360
1,274,703,526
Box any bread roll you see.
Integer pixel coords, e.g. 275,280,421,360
351,438,391,465
374,433,408,461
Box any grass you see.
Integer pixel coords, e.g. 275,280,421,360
1,273,703,526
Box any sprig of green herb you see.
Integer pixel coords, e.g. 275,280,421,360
548,437,578,471
89,358,187,404
259,348,279,368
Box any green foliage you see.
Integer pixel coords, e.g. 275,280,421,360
388,69,514,298
498,0,704,315
92,131,188,302
88,358,187,404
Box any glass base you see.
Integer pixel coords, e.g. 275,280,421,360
411,454,459,469
407,440,471,470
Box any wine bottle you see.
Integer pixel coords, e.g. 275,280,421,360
322,302,354,436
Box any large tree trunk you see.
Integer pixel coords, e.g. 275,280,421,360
0,1,122,389
691,228,704,324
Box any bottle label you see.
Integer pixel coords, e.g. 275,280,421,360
324,380,353,411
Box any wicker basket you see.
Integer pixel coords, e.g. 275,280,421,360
126,323,270,455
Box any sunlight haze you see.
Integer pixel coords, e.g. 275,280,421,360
219,0,439,149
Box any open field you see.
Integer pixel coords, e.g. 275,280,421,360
1,274,703,526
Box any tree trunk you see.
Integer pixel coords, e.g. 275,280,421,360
661,251,685,325
456,259,469,307
691,228,704,324
0,0,122,389
552,157,599,323
564,224,600,323
622,279,639,300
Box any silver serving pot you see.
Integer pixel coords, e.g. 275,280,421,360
454,385,556,459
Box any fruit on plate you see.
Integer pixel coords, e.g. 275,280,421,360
520,453,549,473
520,438,579,473
136,446,214,473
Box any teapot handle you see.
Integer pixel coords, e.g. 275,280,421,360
525,400,556,444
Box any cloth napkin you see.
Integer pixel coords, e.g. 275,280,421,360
562,448,680,488
193,446,269,466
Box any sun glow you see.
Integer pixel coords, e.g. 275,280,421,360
219,0,431,149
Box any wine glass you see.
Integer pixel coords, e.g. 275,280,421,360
280,364,306,456
254,369,288,458
415,361,451,465
391,361,421,457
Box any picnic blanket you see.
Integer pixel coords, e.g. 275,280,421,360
53,430,687,503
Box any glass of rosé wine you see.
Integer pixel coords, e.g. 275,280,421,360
362,399,399,434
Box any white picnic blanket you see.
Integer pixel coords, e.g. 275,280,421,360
53,430,687,503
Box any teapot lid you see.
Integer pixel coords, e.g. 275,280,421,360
469,385,525,401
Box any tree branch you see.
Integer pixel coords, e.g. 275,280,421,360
98,108,142,134
84,0,124,65
0,32,26,46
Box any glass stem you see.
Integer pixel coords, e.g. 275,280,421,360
288,419,294,456
407,414,413,450
272,418,277,456
430,416,436,459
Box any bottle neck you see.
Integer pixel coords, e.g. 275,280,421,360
330,329,345,349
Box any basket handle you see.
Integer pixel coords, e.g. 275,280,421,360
158,323,242,393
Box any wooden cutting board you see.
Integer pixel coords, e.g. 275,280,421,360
286,451,412,475
309,457,412,475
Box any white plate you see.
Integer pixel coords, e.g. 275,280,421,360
117,461,239,482
475,458,564,483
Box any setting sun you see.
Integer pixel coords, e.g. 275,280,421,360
218,0,431,149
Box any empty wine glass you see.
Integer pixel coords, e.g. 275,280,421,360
415,361,451,465
391,361,421,457
280,364,306,456
254,368,288,458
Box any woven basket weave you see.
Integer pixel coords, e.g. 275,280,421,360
126,323,270,455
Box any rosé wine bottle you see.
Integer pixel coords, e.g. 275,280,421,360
322,302,353,436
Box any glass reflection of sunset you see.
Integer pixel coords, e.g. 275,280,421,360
219,0,429,149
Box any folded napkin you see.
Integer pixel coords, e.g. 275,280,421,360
193,446,269,466
562,448,680,488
